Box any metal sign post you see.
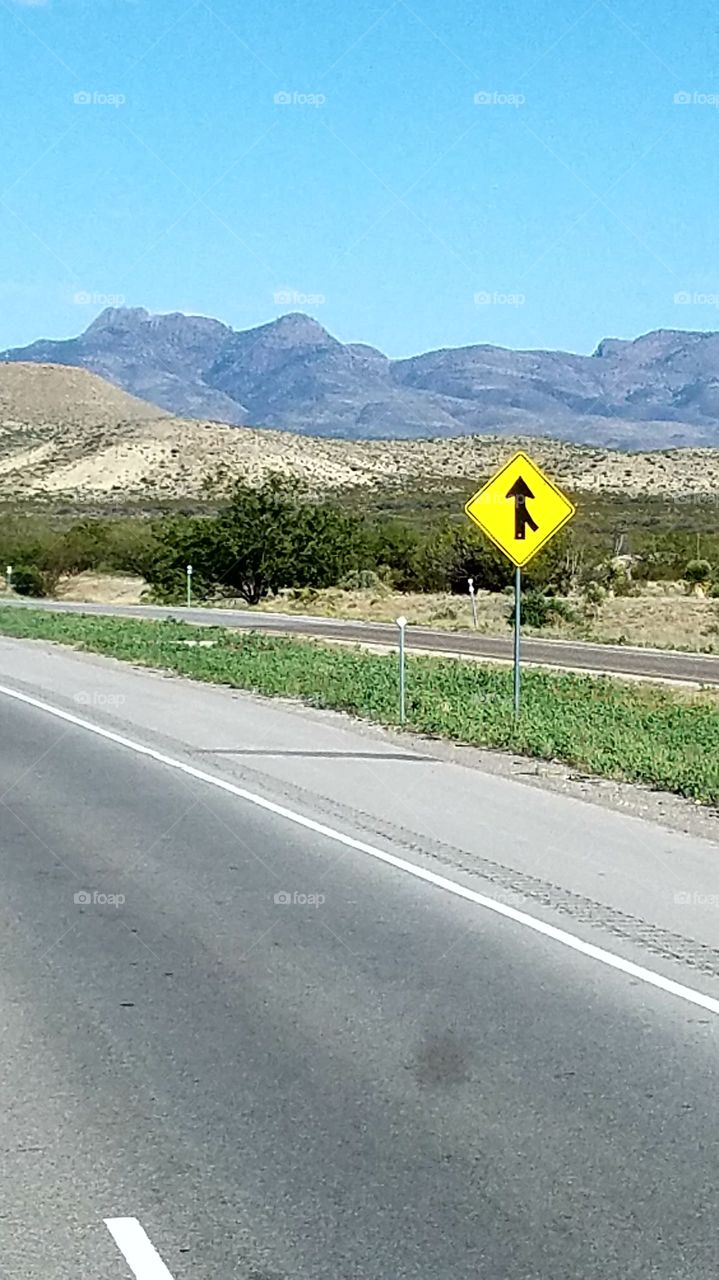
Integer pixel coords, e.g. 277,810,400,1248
186,564,193,609
396,615,407,724
513,568,521,719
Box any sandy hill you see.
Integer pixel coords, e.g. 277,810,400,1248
0,362,167,427
2,362,719,506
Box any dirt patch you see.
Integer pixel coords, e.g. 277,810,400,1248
55,572,145,605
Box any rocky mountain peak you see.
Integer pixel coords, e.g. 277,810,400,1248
7,310,719,447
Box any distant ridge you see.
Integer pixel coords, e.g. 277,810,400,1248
6,309,719,447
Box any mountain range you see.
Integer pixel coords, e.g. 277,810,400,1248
2,362,717,508
6,307,719,448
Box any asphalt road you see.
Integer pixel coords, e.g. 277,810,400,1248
2,595,718,684
3,639,719,1277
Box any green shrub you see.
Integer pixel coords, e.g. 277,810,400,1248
505,588,549,628
684,558,713,587
338,568,389,593
548,597,579,623
581,580,607,608
505,589,578,629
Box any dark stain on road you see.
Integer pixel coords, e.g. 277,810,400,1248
412,1032,471,1087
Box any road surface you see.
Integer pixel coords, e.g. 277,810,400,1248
2,594,719,684
2,635,719,1278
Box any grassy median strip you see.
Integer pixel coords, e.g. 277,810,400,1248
0,605,717,804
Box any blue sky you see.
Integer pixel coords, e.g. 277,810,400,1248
1,0,718,356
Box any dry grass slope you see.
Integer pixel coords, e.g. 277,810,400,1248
3,362,719,504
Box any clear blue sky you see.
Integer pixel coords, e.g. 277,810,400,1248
2,0,718,357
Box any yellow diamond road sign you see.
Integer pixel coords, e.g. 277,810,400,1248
464,450,575,568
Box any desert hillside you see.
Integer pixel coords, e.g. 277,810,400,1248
2,362,719,504
0,362,167,426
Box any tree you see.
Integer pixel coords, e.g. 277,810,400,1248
448,526,514,593
141,515,212,602
103,519,160,576
364,520,421,590
143,476,368,605
52,521,110,578
291,502,368,589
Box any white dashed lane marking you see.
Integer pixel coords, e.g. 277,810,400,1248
105,1218,177,1279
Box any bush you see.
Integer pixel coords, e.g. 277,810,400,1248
684,558,713,587
54,521,110,576
102,519,160,575
505,588,578,630
582,580,607,607
12,563,51,597
0,514,155,594
338,568,390,593
506,588,549,628
581,580,607,619
548,597,579,623
368,521,423,591
524,532,580,596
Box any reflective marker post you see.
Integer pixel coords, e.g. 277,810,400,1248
186,564,193,609
468,577,478,629
5,565,11,594
513,567,521,720
396,615,407,724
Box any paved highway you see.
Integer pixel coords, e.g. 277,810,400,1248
2,636,719,1277
2,594,719,684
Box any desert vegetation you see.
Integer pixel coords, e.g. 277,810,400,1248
0,476,580,604
5,476,719,654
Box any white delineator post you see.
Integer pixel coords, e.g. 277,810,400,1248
5,565,11,593
468,576,478,629
396,615,407,724
186,564,193,609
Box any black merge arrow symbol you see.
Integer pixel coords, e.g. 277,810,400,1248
506,475,539,540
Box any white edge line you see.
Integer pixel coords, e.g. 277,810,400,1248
4,679,719,1019
105,1217,176,1280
